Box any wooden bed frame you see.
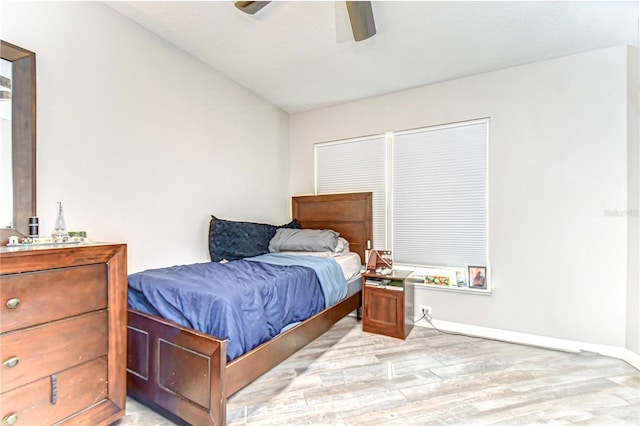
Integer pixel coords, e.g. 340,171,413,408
126,192,373,425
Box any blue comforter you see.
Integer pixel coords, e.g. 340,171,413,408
128,256,345,361
247,253,347,307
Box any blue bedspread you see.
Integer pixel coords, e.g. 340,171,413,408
128,256,341,361
247,254,347,307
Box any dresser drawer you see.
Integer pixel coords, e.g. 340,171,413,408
1,264,107,333
1,311,108,392
0,356,108,426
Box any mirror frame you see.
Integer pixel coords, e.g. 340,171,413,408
1,40,36,242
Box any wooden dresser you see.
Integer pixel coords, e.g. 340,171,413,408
0,243,127,426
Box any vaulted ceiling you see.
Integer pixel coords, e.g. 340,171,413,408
106,1,639,113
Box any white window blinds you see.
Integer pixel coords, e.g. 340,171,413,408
393,121,487,266
314,119,488,269
315,135,387,249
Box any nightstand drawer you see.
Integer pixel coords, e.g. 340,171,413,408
0,356,108,425
0,311,108,392
1,264,107,333
363,286,404,337
362,269,414,339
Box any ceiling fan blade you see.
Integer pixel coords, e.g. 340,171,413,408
345,1,377,42
235,1,271,15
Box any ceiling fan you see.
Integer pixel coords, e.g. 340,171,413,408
234,1,377,42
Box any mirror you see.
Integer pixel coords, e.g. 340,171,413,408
0,40,36,244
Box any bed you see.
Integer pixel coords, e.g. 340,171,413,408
126,192,373,425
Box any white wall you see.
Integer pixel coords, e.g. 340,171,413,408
291,46,636,351
2,1,290,273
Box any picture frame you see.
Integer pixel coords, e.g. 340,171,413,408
456,270,468,287
468,266,487,289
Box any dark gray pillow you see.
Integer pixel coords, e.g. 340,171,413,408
209,216,299,262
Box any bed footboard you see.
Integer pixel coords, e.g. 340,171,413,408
127,309,227,426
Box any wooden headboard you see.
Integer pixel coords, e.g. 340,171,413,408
292,192,372,263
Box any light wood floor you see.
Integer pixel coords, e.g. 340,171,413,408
118,317,640,425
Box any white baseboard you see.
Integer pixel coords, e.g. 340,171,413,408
414,318,640,371
622,348,640,370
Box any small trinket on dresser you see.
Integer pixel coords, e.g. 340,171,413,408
52,202,68,242
28,216,39,237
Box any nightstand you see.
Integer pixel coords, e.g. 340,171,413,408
362,269,414,339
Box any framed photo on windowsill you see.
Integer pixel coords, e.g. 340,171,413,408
468,266,487,289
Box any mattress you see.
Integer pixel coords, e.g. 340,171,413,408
346,272,362,297
334,252,362,280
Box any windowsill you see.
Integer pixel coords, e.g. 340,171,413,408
392,264,492,295
407,281,492,295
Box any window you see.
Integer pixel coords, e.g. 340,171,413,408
315,135,387,249
392,121,487,267
315,119,488,291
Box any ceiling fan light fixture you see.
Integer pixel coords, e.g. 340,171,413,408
346,1,377,42
234,1,376,43
235,1,271,15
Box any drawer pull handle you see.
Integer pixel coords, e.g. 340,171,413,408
6,298,20,309
2,357,19,368
51,374,57,405
3,413,17,426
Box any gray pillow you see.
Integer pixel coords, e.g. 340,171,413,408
269,228,340,253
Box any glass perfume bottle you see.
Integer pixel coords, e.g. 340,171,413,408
52,201,68,242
